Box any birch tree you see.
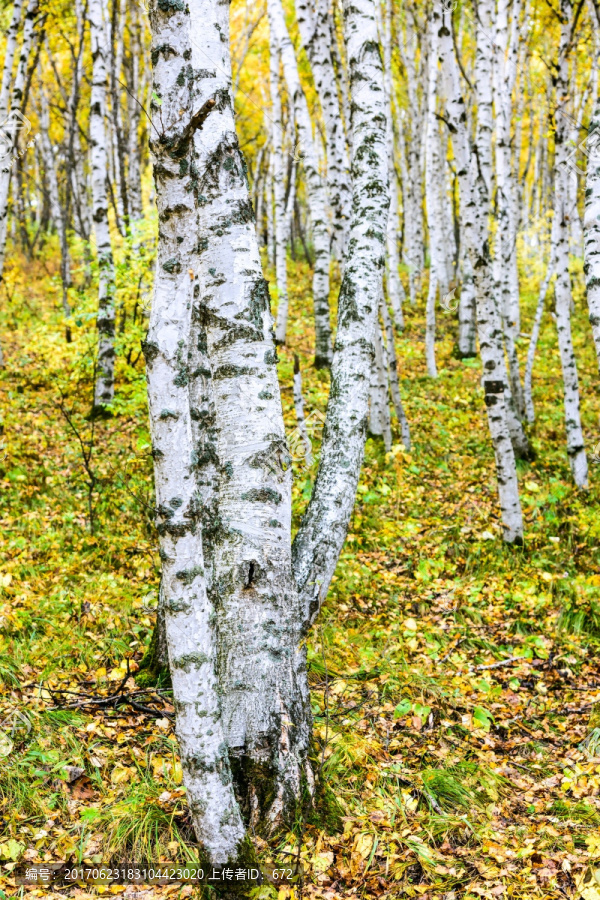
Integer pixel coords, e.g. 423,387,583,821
269,36,290,345
269,0,333,368
295,0,351,261
0,0,39,285
381,0,405,329
552,0,588,487
440,2,523,543
292,0,390,625
145,0,246,859
584,3,600,370
89,0,116,413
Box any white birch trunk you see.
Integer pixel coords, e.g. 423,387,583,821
0,0,25,123
553,0,588,488
89,0,116,411
584,94,600,371
381,0,404,329
126,1,144,223
380,295,410,450
39,84,71,318
296,0,351,261
145,0,246,860
269,0,332,367
292,0,389,625
293,355,313,467
440,2,523,544
524,254,555,423
424,17,442,378
269,36,289,345
265,148,274,268
368,320,391,451
0,0,38,284
397,12,425,301
179,0,310,825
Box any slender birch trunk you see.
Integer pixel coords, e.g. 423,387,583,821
553,0,588,488
268,0,332,367
292,0,389,626
183,0,310,825
126,1,144,223
89,0,116,412
440,3,523,544
39,84,71,318
424,16,442,378
0,0,38,284
0,0,25,123
381,0,404,329
293,355,313,467
584,94,600,371
369,320,392,451
397,11,425,302
524,255,555,423
380,295,410,450
269,36,289,345
265,148,274,268
296,0,351,261
145,0,246,860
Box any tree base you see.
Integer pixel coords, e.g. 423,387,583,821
89,404,113,420
136,595,171,689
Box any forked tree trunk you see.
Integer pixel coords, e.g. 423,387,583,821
180,0,311,829
146,0,249,864
89,0,116,412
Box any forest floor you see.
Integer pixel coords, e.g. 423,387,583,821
1,230,600,900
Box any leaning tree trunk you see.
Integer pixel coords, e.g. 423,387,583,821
89,0,116,412
584,93,600,371
553,0,588,488
146,0,247,862
292,0,390,627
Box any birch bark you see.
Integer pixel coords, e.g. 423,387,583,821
184,0,311,825
292,0,389,626
0,0,38,284
424,15,442,378
381,0,404,329
440,3,523,544
269,36,289,345
552,0,588,488
0,0,25,124
584,92,600,371
380,295,411,450
296,0,351,261
145,0,246,860
269,0,332,367
89,0,116,412
126,2,144,223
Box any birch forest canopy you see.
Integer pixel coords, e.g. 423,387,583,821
2,0,600,895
